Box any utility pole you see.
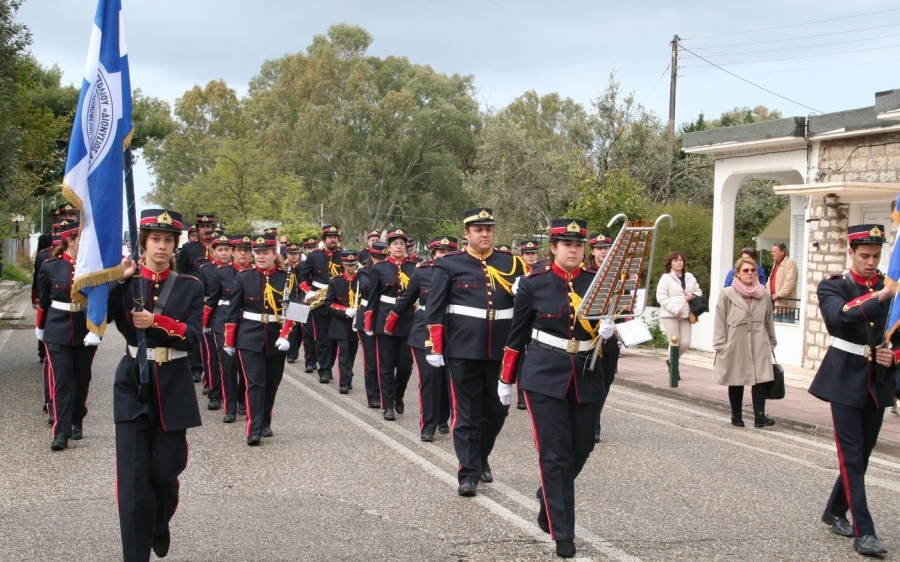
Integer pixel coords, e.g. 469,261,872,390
667,34,679,158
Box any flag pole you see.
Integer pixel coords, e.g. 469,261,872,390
124,147,151,402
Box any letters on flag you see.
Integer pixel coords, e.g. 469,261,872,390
62,0,132,337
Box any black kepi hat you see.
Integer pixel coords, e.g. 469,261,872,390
549,218,588,242
285,243,302,254
519,240,540,253
429,236,458,250
231,234,252,248
365,230,381,240
589,233,612,248
196,212,215,225
140,209,184,234
211,233,232,247
848,224,887,245
370,241,388,257
322,224,342,238
59,220,80,240
341,250,359,265
463,207,494,226
252,233,277,249
303,237,320,248
386,228,408,242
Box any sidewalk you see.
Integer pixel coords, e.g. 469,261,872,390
615,346,900,457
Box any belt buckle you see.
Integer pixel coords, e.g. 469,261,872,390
260,313,269,323
155,347,169,363
69,303,81,312
566,339,580,354
487,309,495,321
863,344,872,359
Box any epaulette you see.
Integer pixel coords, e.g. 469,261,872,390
581,265,597,273
494,247,513,254
443,250,466,257
876,269,884,277
527,265,553,277
44,256,61,263
416,260,434,268
217,262,231,269
178,274,202,284
827,273,844,280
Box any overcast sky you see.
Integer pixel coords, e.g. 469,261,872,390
16,0,900,211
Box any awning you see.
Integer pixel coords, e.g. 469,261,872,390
773,181,899,203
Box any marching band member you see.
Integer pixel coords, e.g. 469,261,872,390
297,226,343,383
514,239,542,409
500,218,605,559
389,236,456,441
36,220,97,450
365,228,418,420
358,230,381,264
196,231,230,410
284,242,304,364
109,209,204,562
355,241,388,408
325,250,361,393
223,233,299,445
424,207,526,496
301,237,320,372
588,233,619,442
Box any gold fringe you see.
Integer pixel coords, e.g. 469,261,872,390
71,264,125,296
123,128,134,151
86,317,108,338
61,181,84,214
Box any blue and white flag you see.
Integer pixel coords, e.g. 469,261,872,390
63,0,132,337
885,192,900,342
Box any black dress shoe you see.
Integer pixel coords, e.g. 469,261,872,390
287,358,296,364
731,416,745,427
480,467,493,483
517,402,527,410
594,425,601,443
50,436,68,451
222,413,236,423
368,400,382,409
319,374,330,383
207,399,221,410
339,385,349,394
237,404,246,416
202,385,210,395
383,409,396,421
192,372,202,383
536,488,550,534
821,511,853,538
437,423,450,434
395,399,404,414
261,427,274,438
72,425,83,440
47,416,53,426
42,403,47,413
556,539,576,558
304,365,314,373
247,435,261,446
854,534,887,556
152,527,170,558
421,433,434,442
457,481,477,497
347,383,353,390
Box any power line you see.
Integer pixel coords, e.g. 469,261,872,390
680,42,900,67
642,63,670,105
685,22,900,50
682,8,900,41
677,45,822,113
679,56,900,77
680,32,900,59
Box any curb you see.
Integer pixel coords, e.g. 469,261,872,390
615,375,900,458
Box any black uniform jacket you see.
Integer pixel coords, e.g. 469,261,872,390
364,257,418,338
297,248,342,300
808,270,899,409
209,261,251,335
175,240,208,276
325,272,359,340
389,260,436,351
36,253,90,346
197,258,223,330
109,267,204,431
500,262,606,403
32,245,53,303
353,266,373,332
424,248,526,360
224,266,298,354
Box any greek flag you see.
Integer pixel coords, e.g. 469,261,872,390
885,193,900,342
62,0,132,337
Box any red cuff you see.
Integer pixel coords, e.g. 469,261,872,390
384,310,400,334
36,307,46,329
892,348,900,365
150,313,187,339
843,292,877,311
299,281,311,294
500,347,519,384
203,305,213,328
364,310,373,332
279,319,295,339
31,289,38,304
224,323,237,347
330,303,348,312
426,324,444,355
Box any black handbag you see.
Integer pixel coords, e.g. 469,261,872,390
688,294,708,317
768,352,785,400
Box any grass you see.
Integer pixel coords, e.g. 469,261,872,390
2,262,31,284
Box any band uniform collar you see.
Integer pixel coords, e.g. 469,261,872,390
141,266,170,283
62,252,75,265
256,265,279,276
388,256,406,265
849,268,878,288
343,271,356,282
465,246,493,261
234,261,250,272
551,261,581,281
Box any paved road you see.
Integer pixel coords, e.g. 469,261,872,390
2,291,900,561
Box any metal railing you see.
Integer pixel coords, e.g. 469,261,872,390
773,297,800,324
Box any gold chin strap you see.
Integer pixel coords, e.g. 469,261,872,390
484,255,525,297
264,274,285,322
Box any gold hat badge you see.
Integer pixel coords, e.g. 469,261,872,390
256,236,266,244
566,221,581,233
157,211,174,225
440,237,450,245
478,209,491,219
870,226,883,238
242,236,251,243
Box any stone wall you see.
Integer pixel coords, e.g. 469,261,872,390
802,132,900,369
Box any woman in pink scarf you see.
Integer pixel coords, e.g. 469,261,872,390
712,256,778,427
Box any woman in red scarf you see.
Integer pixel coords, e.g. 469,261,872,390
712,256,778,428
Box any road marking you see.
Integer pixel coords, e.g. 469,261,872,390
282,365,644,562
0,329,11,353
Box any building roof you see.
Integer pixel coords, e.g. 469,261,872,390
684,88,900,154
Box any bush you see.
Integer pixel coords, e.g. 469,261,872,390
641,311,669,348
646,202,713,306
2,262,31,284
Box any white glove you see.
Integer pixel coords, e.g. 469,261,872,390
511,275,521,296
304,292,317,302
426,354,444,368
498,381,514,406
35,328,44,341
275,337,290,351
83,332,101,346
365,330,374,337
599,317,616,340
203,327,211,334
345,308,357,318
223,346,236,356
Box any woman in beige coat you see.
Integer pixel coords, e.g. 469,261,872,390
712,256,778,428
